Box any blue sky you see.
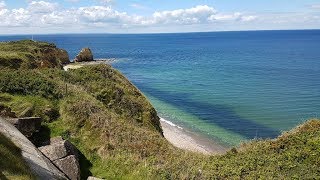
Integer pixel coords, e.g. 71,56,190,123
0,0,319,34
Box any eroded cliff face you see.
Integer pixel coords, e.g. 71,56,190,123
0,40,70,69
36,47,70,68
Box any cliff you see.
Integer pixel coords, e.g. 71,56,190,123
0,40,319,179
0,40,69,69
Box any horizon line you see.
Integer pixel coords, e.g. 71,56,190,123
0,28,319,36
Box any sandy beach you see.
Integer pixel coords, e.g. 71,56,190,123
63,61,227,155
160,118,228,155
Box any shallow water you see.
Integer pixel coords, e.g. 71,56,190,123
2,30,320,147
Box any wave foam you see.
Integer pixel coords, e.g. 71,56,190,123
160,117,183,129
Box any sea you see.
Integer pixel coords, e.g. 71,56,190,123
1,30,320,147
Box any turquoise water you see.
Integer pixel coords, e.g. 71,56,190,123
1,30,320,147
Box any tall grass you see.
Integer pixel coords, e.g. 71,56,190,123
1,63,320,179
0,132,35,179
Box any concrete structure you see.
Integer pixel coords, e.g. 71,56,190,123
0,117,67,179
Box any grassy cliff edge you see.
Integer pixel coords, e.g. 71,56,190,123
0,40,319,179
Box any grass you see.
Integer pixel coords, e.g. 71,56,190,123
1,65,319,179
1,40,320,179
0,94,59,122
0,40,69,69
0,132,35,179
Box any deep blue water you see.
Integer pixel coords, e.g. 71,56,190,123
1,30,320,146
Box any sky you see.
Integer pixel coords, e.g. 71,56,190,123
0,0,320,34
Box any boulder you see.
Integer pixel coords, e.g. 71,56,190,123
50,136,64,144
39,141,69,161
74,48,94,62
9,117,42,137
39,137,80,179
53,155,80,180
39,137,79,161
0,117,67,179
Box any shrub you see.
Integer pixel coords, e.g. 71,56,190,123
0,70,62,99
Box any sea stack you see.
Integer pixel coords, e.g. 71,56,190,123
74,47,93,62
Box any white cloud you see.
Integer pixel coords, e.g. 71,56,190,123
208,13,240,21
150,5,216,25
28,1,58,13
0,3,258,28
0,8,7,16
0,1,60,27
130,3,147,10
65,0,79,2
0,3,318,34
0,1,6,9
77,6,129,23
241,15,257,22
311,4,320,9
4,8,31,27
0,1,8,17
41,12,65,25
208,12,257,22
98,0,113,5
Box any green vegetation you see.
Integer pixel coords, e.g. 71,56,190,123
0,132,35,180
0,40,69,69
1,40,319,179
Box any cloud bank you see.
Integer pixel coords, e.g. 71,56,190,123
0,1,256,30
0,1,318,34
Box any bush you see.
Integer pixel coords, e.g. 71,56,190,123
0,70,62,99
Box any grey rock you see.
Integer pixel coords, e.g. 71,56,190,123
0,117,67,179
50,136,64,144
74,48,93,62
39,142,69,161
54,155,80,180
39,138,79,161
9,117,42,137
41,136,64,146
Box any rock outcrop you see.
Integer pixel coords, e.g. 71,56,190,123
38,47,70,68
0,117,67,179
74,48,94,62
54,155,80,180
8,117,42,138
39,136,80,180
39,137,79,161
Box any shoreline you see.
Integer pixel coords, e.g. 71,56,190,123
160,117,228,155
62,61,228,155
63,58,117,71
